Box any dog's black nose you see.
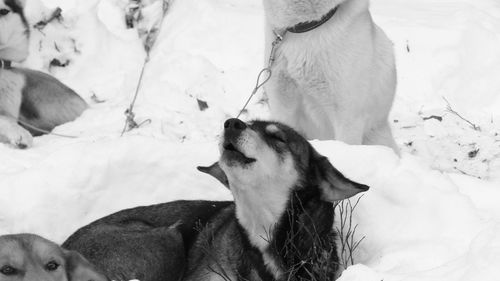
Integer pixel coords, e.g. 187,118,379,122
224,118,247,131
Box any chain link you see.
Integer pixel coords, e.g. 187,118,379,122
236,31,285,118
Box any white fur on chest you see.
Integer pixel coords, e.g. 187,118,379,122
230,173,294,252
269,3,374,104
263,0,397,148
231,179,290,278
226,156,299,278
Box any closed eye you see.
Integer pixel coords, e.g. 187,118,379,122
269,132,287,143
0,265,18,276
264,124,288,143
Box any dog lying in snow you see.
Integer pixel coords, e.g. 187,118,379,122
63,118,369,281
0,0,87,148
263,0,398,153
63,214,187,281
0,234,107,281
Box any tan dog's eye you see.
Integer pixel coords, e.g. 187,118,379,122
45,261,60,272
0,9,10,16
0,265,17,276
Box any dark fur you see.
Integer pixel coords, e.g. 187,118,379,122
12,68,88,136
64,200,281,281
272,193,338,279
63,119,368,281
63,201,232,281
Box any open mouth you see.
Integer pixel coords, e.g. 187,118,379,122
223,141,256,164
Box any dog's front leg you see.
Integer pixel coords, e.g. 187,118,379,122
328,111,365,145
363,121,400,154
0,115,33,149
266,73,303,129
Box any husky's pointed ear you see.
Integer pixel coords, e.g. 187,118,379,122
197,162,229,188
312,151,369,202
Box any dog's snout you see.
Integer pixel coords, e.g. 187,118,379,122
224,118,247,131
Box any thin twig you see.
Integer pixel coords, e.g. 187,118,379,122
443,97,481,131
121,56,150,136
335,195,365,269
122,0,170,135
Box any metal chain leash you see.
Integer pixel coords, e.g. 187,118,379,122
121,0,170,136
236,31,285,118
17,119,78,138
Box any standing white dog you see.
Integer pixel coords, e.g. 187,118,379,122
262,0,398,152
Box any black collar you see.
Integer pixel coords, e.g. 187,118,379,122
287,6,339,34
0,60,12,69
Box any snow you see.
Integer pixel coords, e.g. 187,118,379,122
372,0,500,180
1,0,499,280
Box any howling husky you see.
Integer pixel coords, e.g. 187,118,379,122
63,119,369,281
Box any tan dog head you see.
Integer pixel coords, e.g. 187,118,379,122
262,0,346,30
0,0,29,62
0,234,108,281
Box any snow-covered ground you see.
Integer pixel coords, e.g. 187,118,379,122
1,0,500,280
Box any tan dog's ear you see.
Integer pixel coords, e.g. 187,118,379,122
312,151,369,202
197,162,229,188
64,250,108,281
14,0,27,8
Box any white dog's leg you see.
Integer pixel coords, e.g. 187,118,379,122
0,70,31,148
266,72,303,129
330,115,365,145
0,115,33,149
363,122,399,154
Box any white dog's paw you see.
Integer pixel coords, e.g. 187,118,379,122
12,134,33,149
8,128,33,149
0,122,33,149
